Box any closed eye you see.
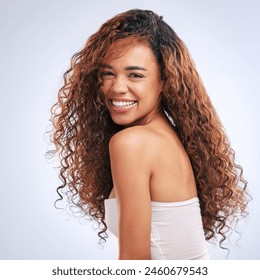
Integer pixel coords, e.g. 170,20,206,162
128,73,144,78
100,71,114,79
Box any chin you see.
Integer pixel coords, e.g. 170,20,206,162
112,119,132,127
111,116,134,127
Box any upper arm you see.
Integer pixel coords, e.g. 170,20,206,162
109,129,152,260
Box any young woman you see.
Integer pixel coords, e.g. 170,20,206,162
48,9,250,260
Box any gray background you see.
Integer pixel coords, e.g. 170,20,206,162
0,0,259,259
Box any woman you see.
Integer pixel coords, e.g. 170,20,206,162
48,9,250,259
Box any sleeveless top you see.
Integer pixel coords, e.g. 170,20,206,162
104,197,209,260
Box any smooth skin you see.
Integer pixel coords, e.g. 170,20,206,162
100,38,197,260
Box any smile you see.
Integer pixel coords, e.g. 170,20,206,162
111,100,137,108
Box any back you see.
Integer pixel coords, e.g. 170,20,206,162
121,114,198,203
108,112,202,259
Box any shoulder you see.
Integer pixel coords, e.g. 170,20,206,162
109,126,162,172
109,126,159,155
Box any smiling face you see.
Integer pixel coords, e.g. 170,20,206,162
99,38,163,127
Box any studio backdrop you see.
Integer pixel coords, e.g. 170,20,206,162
0,0,259,259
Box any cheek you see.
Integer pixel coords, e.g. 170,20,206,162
141,82,161,99
101,82,111,96
100,86,107,97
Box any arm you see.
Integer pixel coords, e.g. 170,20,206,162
109,129,152,260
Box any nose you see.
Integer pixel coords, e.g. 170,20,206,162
110,75,128,94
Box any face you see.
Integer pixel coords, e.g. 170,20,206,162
99,38,163,127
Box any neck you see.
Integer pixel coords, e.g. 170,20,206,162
140,106,163,125
125,104,163,128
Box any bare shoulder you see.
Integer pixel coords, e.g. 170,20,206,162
109,126,159,156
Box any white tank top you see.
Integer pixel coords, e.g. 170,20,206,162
104,197,209,260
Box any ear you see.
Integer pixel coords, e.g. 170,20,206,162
159,79,164,93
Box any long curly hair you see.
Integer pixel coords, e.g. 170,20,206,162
46,9,250,247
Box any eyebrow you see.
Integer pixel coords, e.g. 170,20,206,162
101,64,147,71
125,66,147,71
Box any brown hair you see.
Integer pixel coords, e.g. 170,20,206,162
46,9,250,247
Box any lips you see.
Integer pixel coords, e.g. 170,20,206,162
111,100,137,108
108,99,138,113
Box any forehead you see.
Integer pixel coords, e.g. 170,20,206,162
103,38,157,65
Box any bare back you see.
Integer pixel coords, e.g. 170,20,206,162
109,111,197,202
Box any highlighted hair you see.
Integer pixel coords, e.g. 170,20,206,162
47,9,250,247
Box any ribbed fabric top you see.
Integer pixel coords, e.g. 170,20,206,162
104,197,209,260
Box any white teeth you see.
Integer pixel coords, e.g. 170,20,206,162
111,100,136,108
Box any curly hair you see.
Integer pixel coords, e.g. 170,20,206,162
46,9,250,247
